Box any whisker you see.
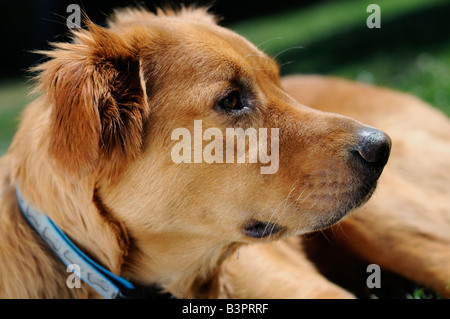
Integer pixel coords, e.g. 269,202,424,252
289,188,315,235
267,185,311,242
243,53,268,60
272,46,304,61
280,61,294,68
319,228,333,245
260,178,300,242
255,36,283,50
294,190,320,234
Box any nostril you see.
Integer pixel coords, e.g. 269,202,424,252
355,127,392,167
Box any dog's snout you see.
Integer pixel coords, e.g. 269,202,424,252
353,127,392,170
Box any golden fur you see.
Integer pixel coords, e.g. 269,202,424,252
0,7,449,298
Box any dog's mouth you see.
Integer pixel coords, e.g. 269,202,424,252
310,180,378,231
243,220,285,239
243,178,379,239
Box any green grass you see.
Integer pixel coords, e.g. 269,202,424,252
406,287,442,299
230,0,450,116
230,0,444,53
0,79,31,154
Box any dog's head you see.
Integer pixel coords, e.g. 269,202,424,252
33,7,390,294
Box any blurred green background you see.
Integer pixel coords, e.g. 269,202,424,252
0,0,448,298
1,0,449,155
231,0,450,114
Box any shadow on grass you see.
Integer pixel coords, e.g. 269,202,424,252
302,231,442,299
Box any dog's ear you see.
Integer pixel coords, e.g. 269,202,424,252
34,23,149,175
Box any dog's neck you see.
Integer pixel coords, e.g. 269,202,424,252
121,232,242,298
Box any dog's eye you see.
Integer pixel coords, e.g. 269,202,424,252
217,90,244,111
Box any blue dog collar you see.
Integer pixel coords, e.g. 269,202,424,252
16,186,136,299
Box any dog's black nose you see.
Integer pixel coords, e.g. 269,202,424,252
353,127,391,171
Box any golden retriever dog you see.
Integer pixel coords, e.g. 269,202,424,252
0,7,449,299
